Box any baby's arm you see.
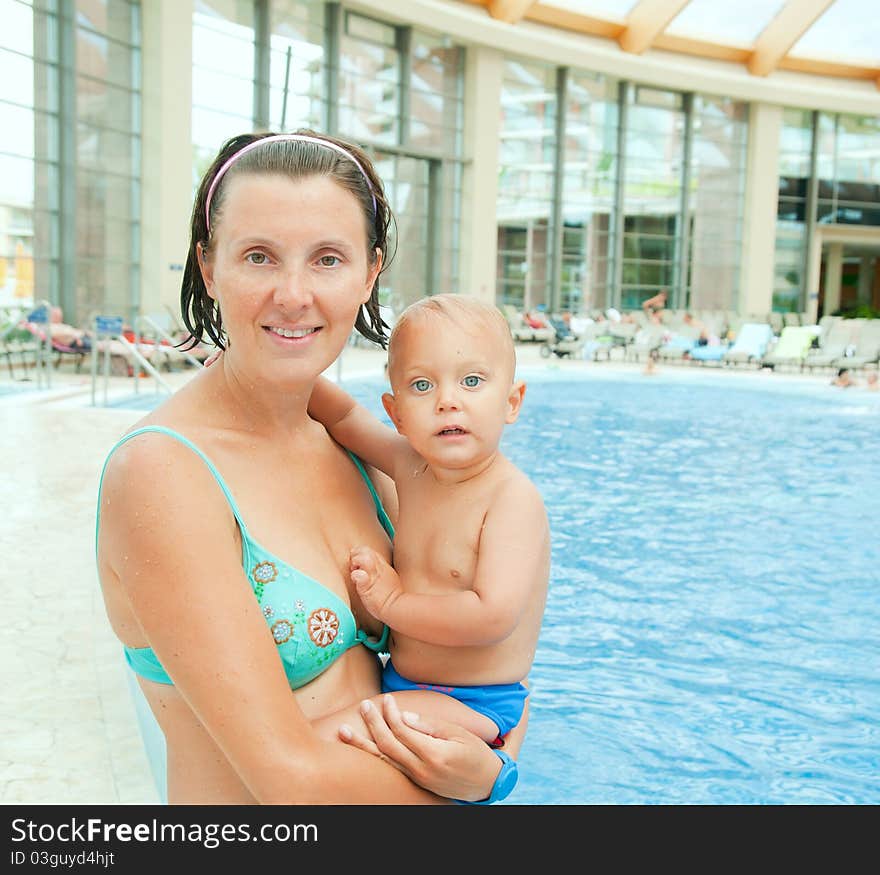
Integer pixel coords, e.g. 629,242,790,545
308,375,406,478
352,479,549,646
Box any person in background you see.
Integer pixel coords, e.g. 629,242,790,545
641,289,668,315
831,367,855,388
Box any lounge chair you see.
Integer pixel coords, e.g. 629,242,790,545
501,305,553,343
0,324,41,379
541,321,614,360
802,318,857,372
760,325,817,371
719,322,773,367
655,318,702,362
624,323,666,362
831,320,880,371
689,342,728,365
656,333,697,362
52,337,90,371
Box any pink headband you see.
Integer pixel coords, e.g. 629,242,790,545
204,133,377,232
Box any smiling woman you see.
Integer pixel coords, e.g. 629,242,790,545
94,131,527,805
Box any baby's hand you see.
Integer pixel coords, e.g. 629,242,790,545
350,546,401,621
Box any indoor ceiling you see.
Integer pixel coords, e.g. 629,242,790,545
462,0,880,87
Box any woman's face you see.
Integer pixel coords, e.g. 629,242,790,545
198,172,379,384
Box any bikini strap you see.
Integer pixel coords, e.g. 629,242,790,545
346,451,395,540
95,425,251,558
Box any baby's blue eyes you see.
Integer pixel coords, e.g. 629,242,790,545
410,375,484,392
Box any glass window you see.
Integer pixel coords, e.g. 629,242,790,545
559,71,618,313
816,112,880,228
666,0,785,46
373,152,430,313
269,0,325,132
192,0,255,186
339,18,400,146
409,33,463,154
790,0,880,65
497,59,557,310
1,0,35,55
774,109,813,312
622,84,684,309
538,1,636,19
0,0,140,319
687,95,747,311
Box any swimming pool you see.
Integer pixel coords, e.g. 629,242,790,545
346,369,880,804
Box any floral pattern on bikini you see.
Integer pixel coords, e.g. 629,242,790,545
271,619,294,645
252,561,278,599
308,608,340,647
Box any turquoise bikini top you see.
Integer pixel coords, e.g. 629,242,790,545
96,425,392,690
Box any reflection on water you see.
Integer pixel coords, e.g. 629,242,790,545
347,372,880,804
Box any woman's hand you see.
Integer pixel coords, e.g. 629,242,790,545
338,694,504,802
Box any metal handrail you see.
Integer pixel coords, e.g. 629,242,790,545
117,335,173,393
137,315,205,370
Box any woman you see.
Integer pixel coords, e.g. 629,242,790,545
96,131,525,804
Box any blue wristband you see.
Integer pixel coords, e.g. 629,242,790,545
455,749,518,805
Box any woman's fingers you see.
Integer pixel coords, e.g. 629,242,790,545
337,698,419,774
339,694,503,801
361,698,420,768
337,719,405,774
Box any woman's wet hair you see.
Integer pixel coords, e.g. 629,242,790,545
180,130,394,350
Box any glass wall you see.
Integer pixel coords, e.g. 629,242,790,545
621,85,684,311
775,109,813,312
775,108,880,314
496,64,748,317
192,0,255,187
816,112,880,227
496,59,557,311
269,0,325,132
0,0,56,309
0,0,141,325
74,0,142,322
687,95,747,312
560,71,618,313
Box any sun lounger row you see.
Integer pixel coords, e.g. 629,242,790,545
509,306,880,373
654,319,880,372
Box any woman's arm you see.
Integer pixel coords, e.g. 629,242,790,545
99,433,439,804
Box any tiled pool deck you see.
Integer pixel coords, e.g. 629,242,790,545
0,343,865,804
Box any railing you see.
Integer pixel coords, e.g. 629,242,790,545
90,315,166,406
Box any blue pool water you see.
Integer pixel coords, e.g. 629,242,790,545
345,369,880,804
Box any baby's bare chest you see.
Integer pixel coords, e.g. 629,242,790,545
392,477,494,590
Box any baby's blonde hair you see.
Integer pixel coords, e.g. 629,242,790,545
387,294,516,383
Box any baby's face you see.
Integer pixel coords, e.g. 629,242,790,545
384,316,523,470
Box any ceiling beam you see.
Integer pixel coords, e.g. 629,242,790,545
748,0,835,77
486,0,538,24
618,0,691,55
